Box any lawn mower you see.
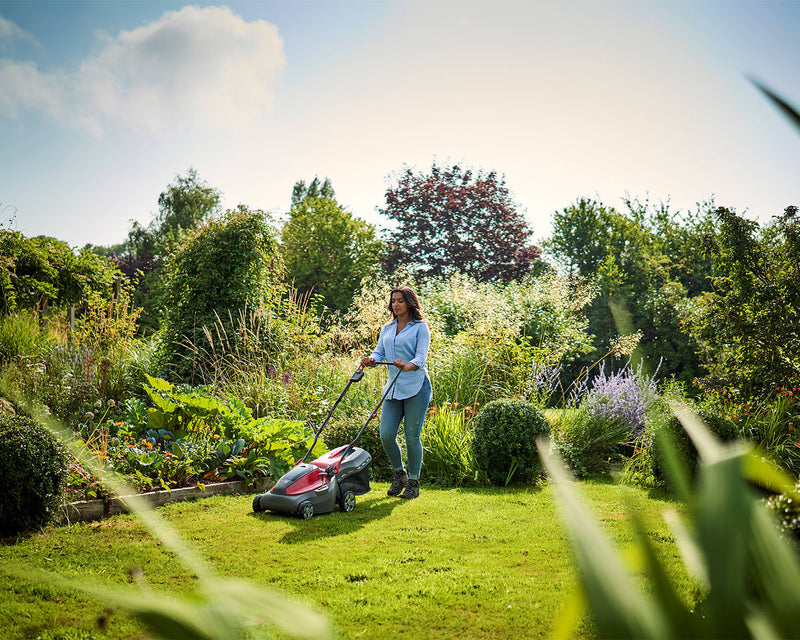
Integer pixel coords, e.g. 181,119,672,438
252,362,401,519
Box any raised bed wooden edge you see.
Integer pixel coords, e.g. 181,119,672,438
57,477,274,525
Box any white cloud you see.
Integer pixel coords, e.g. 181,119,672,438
0,15,39,48
0,6,285,136
0,59,66,120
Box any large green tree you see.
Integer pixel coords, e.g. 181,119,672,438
545,198,717,387
160,205,283,382
290,176,335,208
0,231,120,316
380,163,541,282
126,168,221,263
281,193,384,312
692,206,800,400
117,169,221,334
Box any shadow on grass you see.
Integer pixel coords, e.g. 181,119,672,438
250,485,409,544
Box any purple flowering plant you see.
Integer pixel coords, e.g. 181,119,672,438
574,359,660,437
528,361,562,408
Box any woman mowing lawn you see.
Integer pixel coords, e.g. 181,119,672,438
361,286,432,499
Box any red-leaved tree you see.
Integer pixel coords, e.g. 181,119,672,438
381,163,540,281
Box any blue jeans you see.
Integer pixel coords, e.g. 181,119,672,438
379,377,432,480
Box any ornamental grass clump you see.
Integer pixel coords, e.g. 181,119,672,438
421,403,478,486
549,411,629,478
528,361,562,409
0,414,68,536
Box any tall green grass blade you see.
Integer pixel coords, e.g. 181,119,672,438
744,611,782,640
742,452,799,497
549,586,587,640
628,507,696,636
670,400,722,464
747,503,800,637
537,438,665,638
655,426,693,504
662,509,708,589
3,566,241,640
694,454,750,637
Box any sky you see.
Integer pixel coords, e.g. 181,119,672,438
0,0,798,249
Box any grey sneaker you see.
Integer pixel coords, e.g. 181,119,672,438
400,479,420,499
387,469,408,496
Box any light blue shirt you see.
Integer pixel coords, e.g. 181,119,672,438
370,319,431,400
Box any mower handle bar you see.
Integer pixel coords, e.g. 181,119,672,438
340,364,403,461
299,361,403,464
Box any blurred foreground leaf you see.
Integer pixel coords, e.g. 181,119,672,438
538,402,800,639
750,78,800,134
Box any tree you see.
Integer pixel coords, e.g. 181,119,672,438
546,198,616,277
120,169,221,334
160,205,283,382
0,231,120,316
692,206,800,400
545,197,717,388
281,196,384,312
126,168,221,263
380,163,540,282
291,176,335,208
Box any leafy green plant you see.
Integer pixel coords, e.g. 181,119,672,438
549,409,629,478
540,403,800,639
471,398,549,485
0,414,68,536
242,416,322,477
421,403,478,486
139,374,250,440
221,449,271,485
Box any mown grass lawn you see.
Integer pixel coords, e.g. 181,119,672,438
0,481,693,640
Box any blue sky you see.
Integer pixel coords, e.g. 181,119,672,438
1,0,798,249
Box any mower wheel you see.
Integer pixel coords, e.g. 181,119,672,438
252,495,264,512
340,490,356,513
299,500,314,520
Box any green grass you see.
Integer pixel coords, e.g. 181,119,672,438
0,482,692,640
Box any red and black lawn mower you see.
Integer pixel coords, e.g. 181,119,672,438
252,362,401,519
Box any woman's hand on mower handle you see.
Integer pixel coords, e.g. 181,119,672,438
360,356,376,367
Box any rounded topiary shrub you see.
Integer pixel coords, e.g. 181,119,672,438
471,399,549,485
0,415,69,536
